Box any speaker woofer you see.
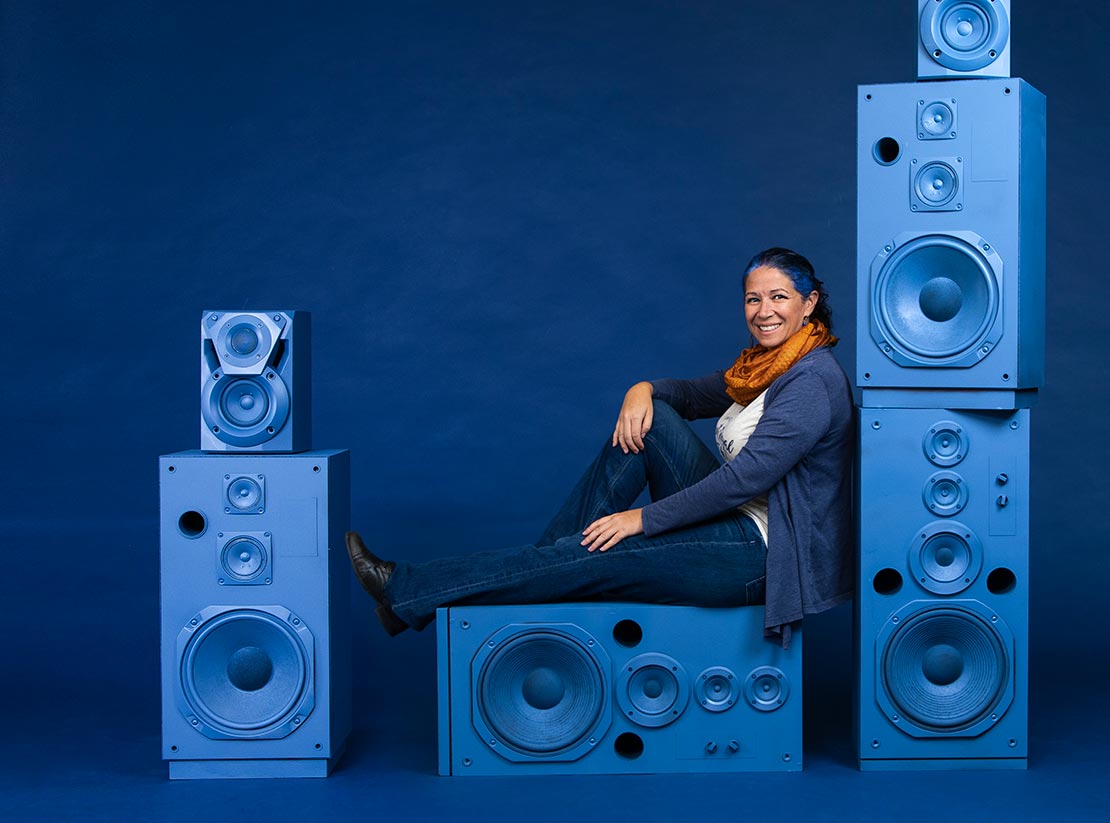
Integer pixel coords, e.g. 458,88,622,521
471,626,610,761
920,0,1009,72
909,521,982,595
870,232,1002,367
877,601,1013,737
616,653,689,728
218,533,271,584
202,373,291,446
176,606,315,740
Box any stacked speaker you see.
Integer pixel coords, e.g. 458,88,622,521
437,604,802,775
160,311,352,779
855,1,1043,770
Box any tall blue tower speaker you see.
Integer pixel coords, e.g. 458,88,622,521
160,449,350,778
918,0,1010,80
855,408,1028,769
857,78,1044,402
437,604,801,775
201,310,311,453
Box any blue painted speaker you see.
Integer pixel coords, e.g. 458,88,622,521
856,79,1044,403
200,310,311,453
159,450,350,778
436,604,801,775
918,0,1010,80
855,408,1027,769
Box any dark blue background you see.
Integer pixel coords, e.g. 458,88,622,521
2,1,1107,820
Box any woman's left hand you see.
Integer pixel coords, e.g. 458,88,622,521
581,509,644,553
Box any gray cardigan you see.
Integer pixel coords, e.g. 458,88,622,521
642,347,854,644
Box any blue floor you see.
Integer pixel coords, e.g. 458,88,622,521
4,522,1107,823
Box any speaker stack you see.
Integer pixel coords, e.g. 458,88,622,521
437,604,801,775
855,2,1043,770
160,311,352,779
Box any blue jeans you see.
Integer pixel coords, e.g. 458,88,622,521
385,401,767,630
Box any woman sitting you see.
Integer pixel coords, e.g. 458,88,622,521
346,247,853,644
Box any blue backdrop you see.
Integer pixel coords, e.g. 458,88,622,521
2,1,1107,819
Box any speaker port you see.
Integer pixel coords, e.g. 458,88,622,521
874,568,903,595
612,619,643,648
987,567,1017,594
178,511,207,538
614,732,644,759
873,137,901,165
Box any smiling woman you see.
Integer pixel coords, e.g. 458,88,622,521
346,247,854,644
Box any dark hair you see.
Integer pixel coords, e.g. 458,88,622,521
742,247,833,330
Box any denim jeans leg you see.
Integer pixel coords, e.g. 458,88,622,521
386,511,767,631
535,400,721,546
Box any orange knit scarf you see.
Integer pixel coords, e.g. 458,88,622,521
723,320,838,405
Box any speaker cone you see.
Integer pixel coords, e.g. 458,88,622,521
919,100,956,139
177,606,314,739
913,160,960,210
909,521,982,595
219,535,270,583
878,602,1012,737
922,470,968,516
923,421,968,467
696,666,739,713
920,0,1009,72
202,372,291,447
217,314,274,368
744,666,790,712
616,653,689,728
870,232,1001,367
226,476,264,512
474,628,608,759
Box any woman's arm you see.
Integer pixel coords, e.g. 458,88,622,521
640,368,833,536
649,371,732,420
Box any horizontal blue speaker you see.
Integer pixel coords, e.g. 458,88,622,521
857,79,1044,401
918,0,1011,80
200,311,312,453
437,603,801,775
160,450,350,778
855,408,1027,769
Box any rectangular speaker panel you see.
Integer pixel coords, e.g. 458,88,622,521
159,450,350,779
855,408,1028,769
856,79,1045,398
200,310,312,453
437,603,801,775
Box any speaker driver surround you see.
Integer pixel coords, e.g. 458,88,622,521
695,666,739,712
909,521,982,595
923,421,967,467
744,666,790,712
471,626,610,761
912,159,961,211
922,470,968,516
918,99,956,140
202,373,291,447
616,653,690,728
920,0,1009,72
176,605,315,740
870,231,1002,367
877,601,1013,738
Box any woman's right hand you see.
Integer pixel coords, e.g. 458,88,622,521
612,381,654,454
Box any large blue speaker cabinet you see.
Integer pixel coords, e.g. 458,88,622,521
918,0,1011,80
855,407,1028,769
437,604,801,775
159,449,350,778
856,79,1045,404
201,310,311,453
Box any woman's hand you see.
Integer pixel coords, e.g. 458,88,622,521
581,509,644,553
613,381,654,454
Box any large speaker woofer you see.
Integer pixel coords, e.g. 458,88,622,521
471,626,610,761
616,653,689,728
870,232,1002,368
920,0,1009,73
202,372,291,446
909,521,982,595
877,601,1013,738
176,606,315,740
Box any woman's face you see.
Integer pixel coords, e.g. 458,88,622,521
744,265,819,349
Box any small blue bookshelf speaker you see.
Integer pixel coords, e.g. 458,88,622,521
918,0,1010,80
437,604,801,776
201,310,311,453
856,79,1044,405
855,408,1028,770
160,450,350,779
